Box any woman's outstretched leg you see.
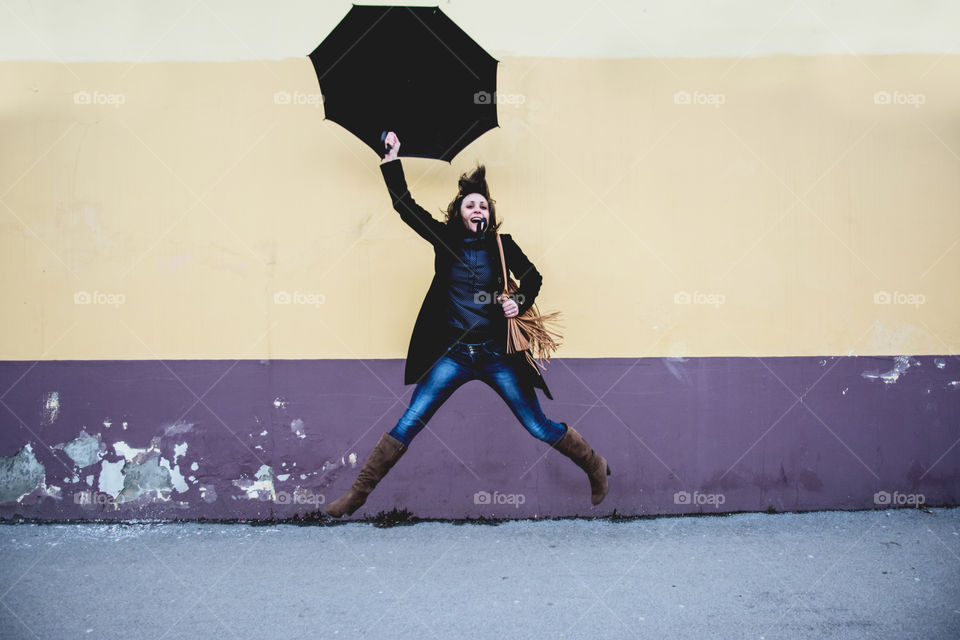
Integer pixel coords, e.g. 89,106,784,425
481,354,611,505
479,354,566,444
389,354,472,446
325,353,472,517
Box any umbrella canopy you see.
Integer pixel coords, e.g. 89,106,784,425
309,4,499,162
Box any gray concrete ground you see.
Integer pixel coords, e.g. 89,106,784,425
0,508,958,640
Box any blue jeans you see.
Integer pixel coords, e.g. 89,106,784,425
388,337,567,446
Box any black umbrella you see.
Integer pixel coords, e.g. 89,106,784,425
309,4,499,163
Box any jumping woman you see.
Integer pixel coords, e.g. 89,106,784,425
325,131,611,518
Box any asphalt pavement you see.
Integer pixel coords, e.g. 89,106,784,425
1,507,958,639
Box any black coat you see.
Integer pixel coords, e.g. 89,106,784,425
379,159,554,400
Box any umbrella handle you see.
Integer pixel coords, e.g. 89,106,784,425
380,130,393,156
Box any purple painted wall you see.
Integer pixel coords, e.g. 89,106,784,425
0,356,957,520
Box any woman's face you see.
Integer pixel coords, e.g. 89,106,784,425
459,193,489,233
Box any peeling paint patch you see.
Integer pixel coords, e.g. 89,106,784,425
934,358,946,369
114,441,145,461
158,457,189,493
0,444,45,503
320,454,356,473
117,456,173,503
163,420,194,437
113,437,161,463
56,431,105,468
273,397,288,410
232,465,275,500
40,391,60,425
861,356,918,384
277,473,290,482
172,442,188,465
199,484,217,503
98,459,125,498
947,380,960,391
291,418,306,439
40,482,62,500
190,461,199,471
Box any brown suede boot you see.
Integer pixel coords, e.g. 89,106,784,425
551,423,611,505
325,433,408,518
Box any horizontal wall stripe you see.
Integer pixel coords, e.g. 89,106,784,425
0,356,957,520
1,0,959,61
1,57,958,360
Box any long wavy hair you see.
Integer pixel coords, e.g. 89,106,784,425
442,164,502,234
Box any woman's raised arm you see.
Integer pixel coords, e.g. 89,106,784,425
378,131,446,245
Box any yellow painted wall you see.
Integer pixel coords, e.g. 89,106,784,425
1,54,957,360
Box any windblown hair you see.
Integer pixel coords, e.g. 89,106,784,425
443,164,502,234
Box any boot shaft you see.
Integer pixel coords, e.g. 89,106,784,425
352,433,407,494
